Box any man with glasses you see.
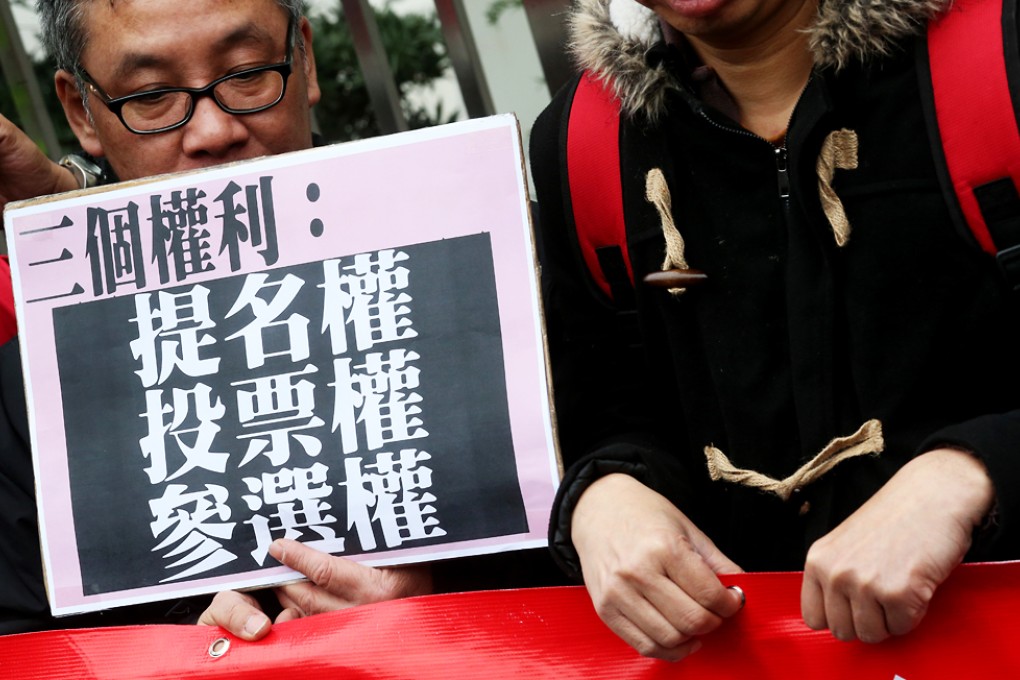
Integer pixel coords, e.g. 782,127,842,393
75,20,297,137
0,0,442,637
48,0,319,182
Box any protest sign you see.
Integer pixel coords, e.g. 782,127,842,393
4,115,559,616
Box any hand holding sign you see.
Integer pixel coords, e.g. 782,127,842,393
0,114,79,211
199,538,432,640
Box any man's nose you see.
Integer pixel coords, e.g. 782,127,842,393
180,95,249,159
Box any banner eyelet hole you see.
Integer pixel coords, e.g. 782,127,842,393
209,637,231,658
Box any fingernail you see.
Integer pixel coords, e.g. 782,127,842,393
833,630,854,643
243,614,269,638
268,540,286,562
688,639,703,656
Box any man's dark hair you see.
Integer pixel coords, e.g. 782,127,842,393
36,0,305,72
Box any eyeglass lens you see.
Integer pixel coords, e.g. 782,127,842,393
121,69,287,132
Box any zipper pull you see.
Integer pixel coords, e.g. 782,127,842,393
775,147,791,199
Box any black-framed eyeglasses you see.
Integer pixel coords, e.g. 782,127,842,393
76,16,296,135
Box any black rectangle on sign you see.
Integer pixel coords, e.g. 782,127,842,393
55,233,527,594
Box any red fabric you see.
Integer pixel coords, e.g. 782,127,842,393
2,563,1018,679
929,0,1020,254
0,255,16,345
567,74,632,298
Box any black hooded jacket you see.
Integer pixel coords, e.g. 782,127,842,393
531,0,1020,577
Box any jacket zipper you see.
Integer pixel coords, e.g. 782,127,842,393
775,147,791,199
696,75,812,203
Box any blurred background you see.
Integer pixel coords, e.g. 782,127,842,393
0,0,574,167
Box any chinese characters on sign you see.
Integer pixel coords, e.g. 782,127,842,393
59,234,524,594
132,249,440,581
85,178,279,298
7,116,557,615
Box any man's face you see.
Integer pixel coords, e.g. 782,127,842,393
55,0,321,181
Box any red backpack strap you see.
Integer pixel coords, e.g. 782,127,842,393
565,72,634,301
925,0,1020,284
0,256,16,346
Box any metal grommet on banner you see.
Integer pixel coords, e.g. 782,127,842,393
208,637,231,658
728,585,746,610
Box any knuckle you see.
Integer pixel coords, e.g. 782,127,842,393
201,591,259,633
870,582,907,606
288,585,326,615
889,614,924,637
292,593,317,615
831,628,855,643
873,575,934,612
803,614,825,631
691,582,734,618
826,564,866,592
857,630,889,645
602,567,643,600
885,596,932,636
206,590,233,613
638,530,681,564
227,594,257,618
591,590,620,620
803,541,837,576
656,627,686,649
306,557,336,589
676,609,719,637
615,549,673,589
213,589,243,606
802,550,822,575
633,638,663,659
613,562,647,588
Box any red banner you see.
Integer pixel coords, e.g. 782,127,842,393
2,562,1017,679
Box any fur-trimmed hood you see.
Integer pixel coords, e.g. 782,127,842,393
570,0,952,119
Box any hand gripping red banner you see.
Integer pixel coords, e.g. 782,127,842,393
2,562,1017,679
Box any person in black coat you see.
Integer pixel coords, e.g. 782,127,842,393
531,0,1018,661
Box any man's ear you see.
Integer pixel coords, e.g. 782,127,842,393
299,17,321,107
54,70,105,158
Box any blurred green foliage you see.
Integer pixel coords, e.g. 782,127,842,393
0,0,457,151
310,0,458,142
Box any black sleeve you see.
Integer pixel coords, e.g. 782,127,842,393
918,413,1020,561
0,337,52,634
529,84,702,579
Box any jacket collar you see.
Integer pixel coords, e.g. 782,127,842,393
569,0,952,120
